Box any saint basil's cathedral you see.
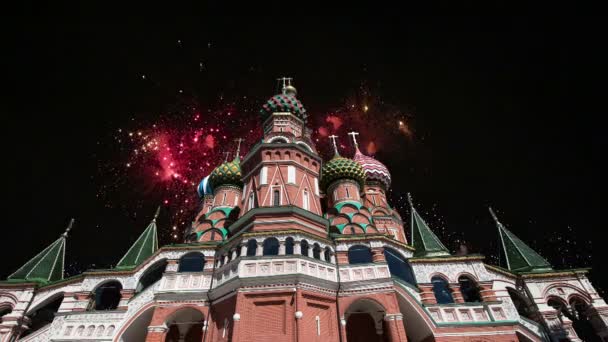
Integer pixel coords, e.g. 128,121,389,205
1,80,607,342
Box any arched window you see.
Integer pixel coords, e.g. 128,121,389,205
458,276,482,302
91,281,122,311
324,247,331,262
285,237,294,255
345,187,350,198
383,248,417,286
136,260,167,293
431,276,454,304
273,189,280,206
348,245,373,264
246,239,257,256
178,252,205,272
248,192,255,210
507,287,533,319
0,306,13,321
349,227,356,235
209,230,216,241
301,240,310,257
312,244,321,260
20,294,64,337
263,238,279,256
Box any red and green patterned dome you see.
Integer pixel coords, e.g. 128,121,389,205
260,93,307,122
320,156,365,191
209,157,243,189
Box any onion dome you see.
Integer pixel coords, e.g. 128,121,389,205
260,86,307,122
320,156,365,191
353,149,392,188
209,156,243,189
197,175,213,198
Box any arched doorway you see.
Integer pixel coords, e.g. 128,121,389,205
164,307,204,342
90,280,122,310
119,306,155,342
20,294,64,338
345,299,389,342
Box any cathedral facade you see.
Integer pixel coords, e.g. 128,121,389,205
1,81,607,342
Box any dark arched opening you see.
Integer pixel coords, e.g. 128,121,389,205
507,287,534,320
301,240,310,257
136,259,167,293
246,239,257,256
458,276,482,303
0,306,13,321
92,281,122,311
348,245,373,264
285,237,294,255
164,308,204,342
383,248,417,286
312,243,322,260
431,276,454,304
178,252,205,272
324,247,331,262
20,294,64,338
263,238,279,256
345,299,388,342
568,297,602,342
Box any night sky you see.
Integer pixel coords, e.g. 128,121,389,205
7,8,607,295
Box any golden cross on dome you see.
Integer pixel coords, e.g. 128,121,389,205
329,135,340,156
347,131,360,149
222,151,231,162
234,138,244,158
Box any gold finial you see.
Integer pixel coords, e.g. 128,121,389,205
277,77,296,96
329,135,340,156
62,218,75,238
347,131,360,150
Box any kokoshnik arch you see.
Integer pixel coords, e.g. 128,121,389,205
1,79,607,342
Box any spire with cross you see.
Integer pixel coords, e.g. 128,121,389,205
347,131,360,151
329,135,340,156
234,138,244,159
62,218,75,238
277,77,296,96
222,151,231,162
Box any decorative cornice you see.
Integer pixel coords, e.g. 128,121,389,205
333,234,415,252
409,255,485,264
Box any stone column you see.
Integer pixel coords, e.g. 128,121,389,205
294,241,301,255
72,291,93,312
231,249,237,260
336,251,349,265
371,248,385,263
279,241,286,255
223,254,229,265
256,242,264,256
478,282,497,302
450,283,465,303
418,285,437,305
145,325,168,342
320,249,327,262
118,289,135,310
166,259,179,273
384,313,407,341
240,244,247,256
330,253,336,264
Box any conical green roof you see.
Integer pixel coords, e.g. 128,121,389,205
116,208,159,269
8,219,73,284
408,194,450,257
320,156,365,191
490,208,552,273
209,156,243,189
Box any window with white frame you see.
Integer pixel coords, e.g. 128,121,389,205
314,177,319,196
302,190,309,210
273,187,281,206
260,166,268,185
248,192,254,210
287,166,296,184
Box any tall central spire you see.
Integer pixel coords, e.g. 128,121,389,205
234,138,244,160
